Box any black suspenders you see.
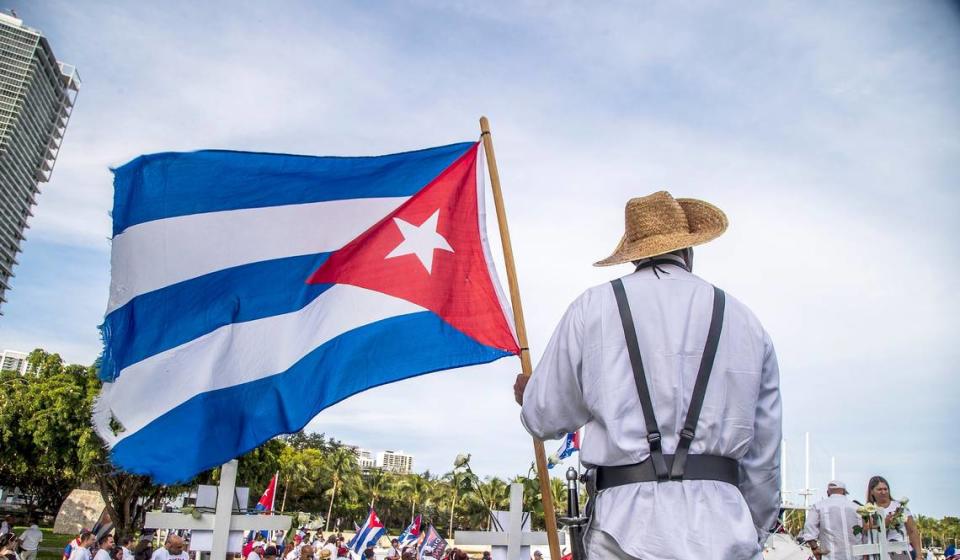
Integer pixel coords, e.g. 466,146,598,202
608,278,729,483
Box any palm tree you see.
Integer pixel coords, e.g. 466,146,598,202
397,472,432,523
278,447,321,513
481,477,511,529
442,470,472,538
365,467,393,509
324,445,360,531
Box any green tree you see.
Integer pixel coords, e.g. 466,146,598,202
278,447,322,513
323,445,360,530
397,473,432,524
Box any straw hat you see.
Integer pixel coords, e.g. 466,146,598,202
594,191,727,266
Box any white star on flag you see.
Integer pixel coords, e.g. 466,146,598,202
385,209,454,273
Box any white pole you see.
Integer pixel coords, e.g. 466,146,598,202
804,432,811,508
213,460,239,560
831,456,836,481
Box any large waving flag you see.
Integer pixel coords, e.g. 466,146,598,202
397,515,421,547
347,510,386,554
94,142,519,482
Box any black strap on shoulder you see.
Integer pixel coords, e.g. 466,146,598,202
611,278,670,480
670,285,725,480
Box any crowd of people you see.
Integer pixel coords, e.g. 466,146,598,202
798,476,956,560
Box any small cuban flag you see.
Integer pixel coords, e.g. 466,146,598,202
558,431,580,460
255,472,278,512
548,431,580,469
397,515,421,547
347,510,386,554
94,141,520,482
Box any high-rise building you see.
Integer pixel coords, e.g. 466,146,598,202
376,450,414,474
0,348,29,374
0,12,80,311
354,448,377,471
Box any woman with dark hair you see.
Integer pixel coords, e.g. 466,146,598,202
866,475,922,559
0,533,20,560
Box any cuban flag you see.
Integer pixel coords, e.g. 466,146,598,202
557,431,580,460
347,510,386,554
250,472,278,539
548,431,580,469
256,472,278,512
93,141,520,482
397,515,421,547
417,525,447,560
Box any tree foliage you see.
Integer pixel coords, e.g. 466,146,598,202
0,349,581,536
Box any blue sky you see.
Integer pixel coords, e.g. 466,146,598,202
6,1,959,517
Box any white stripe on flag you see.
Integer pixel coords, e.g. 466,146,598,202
96,284,425,445
107,196,409,313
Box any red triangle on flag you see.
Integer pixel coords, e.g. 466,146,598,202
307,143,519,355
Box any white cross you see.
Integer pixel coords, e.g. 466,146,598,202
850,514,911,559
455,483,565,560
144,460,291,560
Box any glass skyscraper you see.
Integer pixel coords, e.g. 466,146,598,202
0,11,79,312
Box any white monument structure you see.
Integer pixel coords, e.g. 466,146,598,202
144,460,291,560
456,483,564,560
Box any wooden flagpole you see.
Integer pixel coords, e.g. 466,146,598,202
479,116,562,560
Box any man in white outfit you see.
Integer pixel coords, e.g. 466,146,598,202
93,535,114,560
18,524,43,560
517,191,782,560
801,481,861,560
68,532,96,560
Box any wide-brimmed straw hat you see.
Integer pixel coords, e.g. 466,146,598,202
594,191,727,266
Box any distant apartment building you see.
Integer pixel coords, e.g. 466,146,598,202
354,448,377,470
0,12,80,311
0,348,29,374
377,450,414,474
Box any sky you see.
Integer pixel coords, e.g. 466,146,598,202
4,1,959,517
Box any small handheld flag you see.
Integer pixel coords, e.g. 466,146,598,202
256,472,278,511
558,431,580,460
548,431,580,469
398,515,421,547
348,510,385,554
417,525,447,560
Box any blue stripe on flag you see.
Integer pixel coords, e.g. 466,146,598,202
100,253,332,381
111,142,475,236
352,526,373,553
109,311,510,483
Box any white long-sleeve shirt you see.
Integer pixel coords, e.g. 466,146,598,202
521,261,782,560
801,494,862,560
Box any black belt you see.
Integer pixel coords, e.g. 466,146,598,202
595,454,739,490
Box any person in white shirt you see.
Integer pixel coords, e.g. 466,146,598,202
117,537,134,560
0,516,12,536
517,191,782,560
801,481,861,559
319,536,337,560
865,476,922,559
93,535,114,560
149,535,188,560
18,524,43,560
69,532,96,560
385,539,401,559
